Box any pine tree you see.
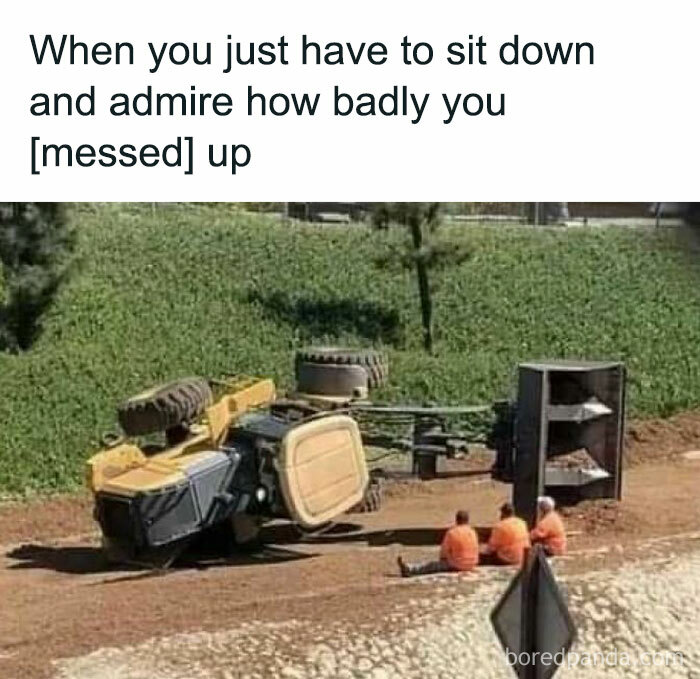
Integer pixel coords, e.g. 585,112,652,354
0,203,75,351
373,203,469,353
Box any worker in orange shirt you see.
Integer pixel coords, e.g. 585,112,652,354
530,496,567,556
482,502,530,566
397,509,478,577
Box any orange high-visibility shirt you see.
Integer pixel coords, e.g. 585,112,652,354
488,516,531,565
530,511,567,555
440,524,479,571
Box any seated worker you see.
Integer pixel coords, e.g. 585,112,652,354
530,496,567,556
397,510,478,577
482,502,530,566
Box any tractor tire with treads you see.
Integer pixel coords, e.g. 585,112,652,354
349,479,384,514
295,348,389,393
117,377,213,437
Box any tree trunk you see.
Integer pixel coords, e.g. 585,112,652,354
409,220,433,352
528,202,569,225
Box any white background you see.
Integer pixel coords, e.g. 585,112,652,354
0,0,698,201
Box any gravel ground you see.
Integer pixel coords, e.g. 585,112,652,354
52,540,700,679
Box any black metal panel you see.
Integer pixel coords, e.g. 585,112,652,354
513,360,626,522
139,484,200,547
514,367,548,527
189,452,238,525
96,494,142,544
96,452,242,551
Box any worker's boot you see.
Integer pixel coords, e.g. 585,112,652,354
398,557,452,577
397,556,411,577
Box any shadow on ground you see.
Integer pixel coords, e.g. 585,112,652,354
4,522,492,576
6,538,316,576
0,523,367,575
299,525,492,546
6,544,111,575
246,289,403,344
322,527,447,547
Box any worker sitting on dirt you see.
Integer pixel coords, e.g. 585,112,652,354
530,496,567,556
397,509,478,577
481,502,530,566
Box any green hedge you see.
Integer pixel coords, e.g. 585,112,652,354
1,203,699,494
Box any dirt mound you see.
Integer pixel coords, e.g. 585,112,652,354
625,409,700,466
561,500,641,537
548,449,599,469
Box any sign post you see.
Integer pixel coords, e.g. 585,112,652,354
491,545,577,679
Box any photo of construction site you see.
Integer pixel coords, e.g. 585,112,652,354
1,201,699,678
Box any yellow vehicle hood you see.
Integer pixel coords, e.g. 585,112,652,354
99,450,224,496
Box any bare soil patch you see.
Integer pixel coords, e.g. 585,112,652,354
0,411,699,678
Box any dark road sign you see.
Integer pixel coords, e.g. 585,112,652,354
491,545,577,679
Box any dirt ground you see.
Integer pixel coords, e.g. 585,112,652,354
1,410,700,679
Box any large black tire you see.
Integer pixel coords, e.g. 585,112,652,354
295,348,389,391
117,377,213,437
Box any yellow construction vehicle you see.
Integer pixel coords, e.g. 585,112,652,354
87,370,371,567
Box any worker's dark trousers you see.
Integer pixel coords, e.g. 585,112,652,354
404,559,456,576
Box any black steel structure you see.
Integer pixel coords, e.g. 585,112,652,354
511,361,626,526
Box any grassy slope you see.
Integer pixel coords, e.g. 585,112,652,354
1,203,699,494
